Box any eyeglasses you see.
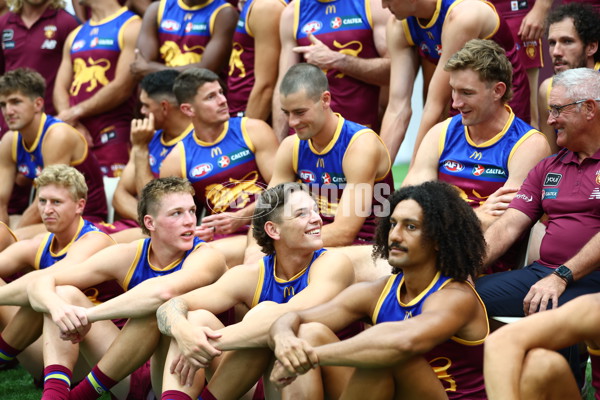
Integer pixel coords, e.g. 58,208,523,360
548,99,600,118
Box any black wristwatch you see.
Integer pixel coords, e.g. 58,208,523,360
553,265,574,284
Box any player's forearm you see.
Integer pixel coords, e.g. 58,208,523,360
0,205,8,225
156,297,190,338
132,148,154,195
380,104,412,160
412,102,445,160
269,311,302,349
15,203,42,228
74,81,136,119
245,84,275,121
315,323,418,368
88,278,172,322
27,276,63,313
332,55,390,87
216,307,291,350
53,88,71,114
320,222,361,247
112,190,139,221
0,275,34,306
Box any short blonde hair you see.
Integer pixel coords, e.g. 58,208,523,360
34,165,88,202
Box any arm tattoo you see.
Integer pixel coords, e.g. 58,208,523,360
157,297,189,337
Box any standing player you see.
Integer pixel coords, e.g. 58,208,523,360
130,0,238,77
54,0,141,177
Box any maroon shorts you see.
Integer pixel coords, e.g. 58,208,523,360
94,219,139,234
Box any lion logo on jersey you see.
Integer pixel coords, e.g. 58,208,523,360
205,171,264,213
160,41,204,67
70,57,110,96
229,43,246,78
331,40,363,78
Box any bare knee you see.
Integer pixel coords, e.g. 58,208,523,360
188,309,224,330
298,322,338,346
521,348,571,396
55,285,91,305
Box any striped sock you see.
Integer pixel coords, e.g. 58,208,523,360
0,334,19,364
200,387,218,400
41,365,71,400
70,365,117,400
161,390,193,400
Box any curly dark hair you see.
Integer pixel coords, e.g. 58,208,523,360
252,182,311,255
372,181,485,280
546,3,600,63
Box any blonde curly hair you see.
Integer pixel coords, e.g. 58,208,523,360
8,0,66,13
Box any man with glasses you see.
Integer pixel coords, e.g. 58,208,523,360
476,67,600,385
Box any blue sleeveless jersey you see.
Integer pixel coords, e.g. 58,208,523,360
251,248,326,307
372,272,452,323
123,236,204,291
178,117,266,217
34,218,102,270
11,114,108,221
148,124,193,178
157,0,233,67
293,115,391,243
294,0,380,128
438,106,540,207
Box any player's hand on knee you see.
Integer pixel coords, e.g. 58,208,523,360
176,327,222,367
479,187,519,217
274,336,318,375
170,353,203,387
270,360,298,389
50,304,90,337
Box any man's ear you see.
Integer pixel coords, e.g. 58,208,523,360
143,215,155,233
179,103,195,118
264,220,280,240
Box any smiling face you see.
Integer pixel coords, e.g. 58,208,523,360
547,85,587,151
280,89,329,141
37,184,85,233
387,199,436,271
270,190,323,252
144,192,197,252
449,69,503,127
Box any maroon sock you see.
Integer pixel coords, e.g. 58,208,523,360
70,365,118,400
41,364,72,400
0,334,20,364
200,387,218,400
162,390,194,400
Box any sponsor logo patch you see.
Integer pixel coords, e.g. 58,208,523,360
543,173,562,186
443,160,464,173
299,170,316,183
542,188,559,200
191,163,213,178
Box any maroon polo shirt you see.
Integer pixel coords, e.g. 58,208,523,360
509,147,600,269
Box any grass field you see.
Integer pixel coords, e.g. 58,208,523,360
1,163,595,398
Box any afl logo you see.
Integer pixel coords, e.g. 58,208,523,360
191,163,213,178
72,40,85,51
473,164,485,176
301,21,322,35
148,154,156,167
161,20,180,32
443,160,464,173
321,172,332,184
17,164,29,176
299,170,316,183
